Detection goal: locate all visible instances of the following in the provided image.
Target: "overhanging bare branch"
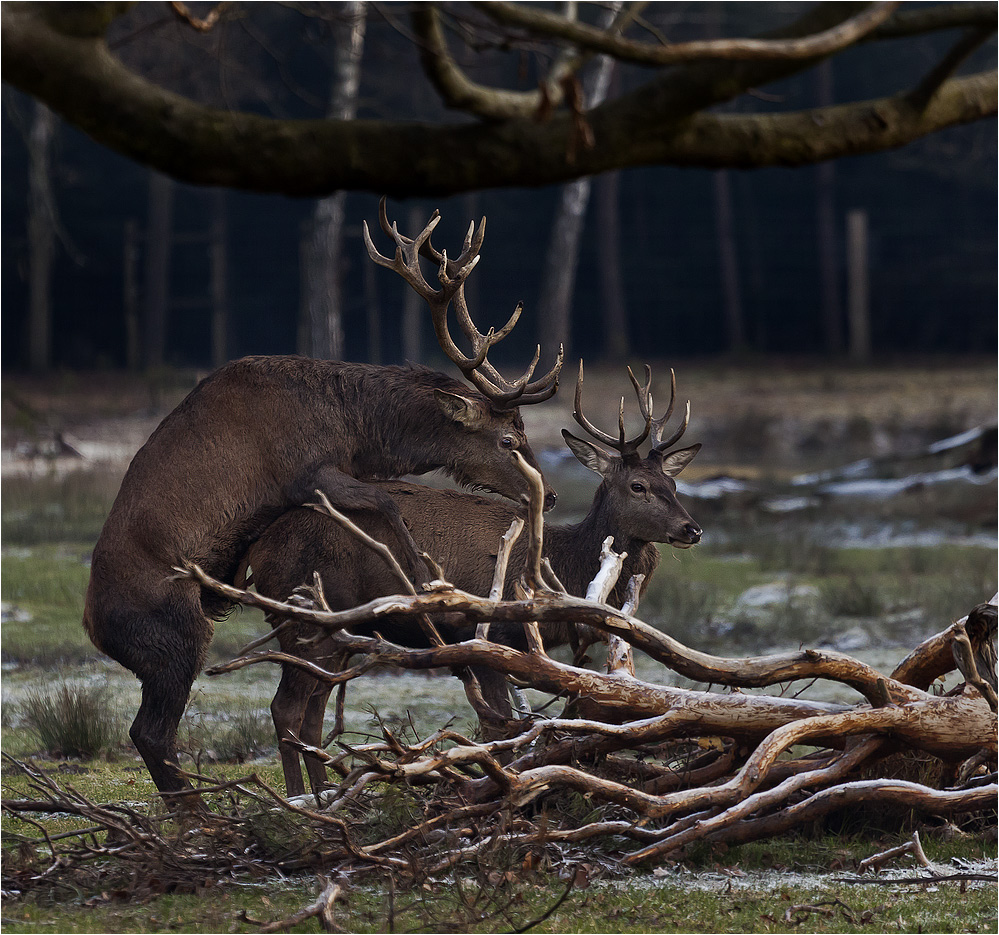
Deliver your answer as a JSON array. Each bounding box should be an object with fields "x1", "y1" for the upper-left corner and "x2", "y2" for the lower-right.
[
  {"x1": 2, "y1": 4, "x2": 993, "y2": 196},
  {"x1": 475, "y1": 1, "x2": 900, "y2": 66},
  {"x1": 871, "y1": 2, "x2": 998, "y2": 39},
  {"x1": 412, "y1": 2, "x2": 642, "y2": 121}
]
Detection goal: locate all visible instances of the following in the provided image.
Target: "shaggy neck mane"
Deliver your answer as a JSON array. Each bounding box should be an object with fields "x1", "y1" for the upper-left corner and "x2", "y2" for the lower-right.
[{"x1": 348, "y1": 365, "x2": 485, "y2": 481}]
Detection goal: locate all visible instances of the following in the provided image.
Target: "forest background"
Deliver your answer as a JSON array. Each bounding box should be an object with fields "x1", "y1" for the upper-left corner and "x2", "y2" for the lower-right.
[{"x1": 2, "y1": 1, "x2": 996, "y2": 374}]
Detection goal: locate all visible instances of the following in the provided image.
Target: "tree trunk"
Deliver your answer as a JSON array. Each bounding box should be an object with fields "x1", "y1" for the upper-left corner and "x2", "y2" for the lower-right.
[
  {"x1": 596, "y1": 169, "x2": 628, "y2": 360},
  {"x1": 123, "y1": 218, "x2": 140, "y2": 371},
  {"x1": 143, "y1": 171, "x2": 174, "y2": 369},
  {"x1": 846, "y1": 207, "x2": 871, "y2": 361},
  {"x1": 305, "y1": 2, "x2": 366, "y2": 360},
  {"x1": 537, "y1": 40, "x2": 617, "y2": 360},
  {"x1": 209, "y1": 189, "x2": 228, "y2": 368},
  {"x1": 815, "y1": 60, "x2": 843, "y2": 355},
  {"x1": 713, "y1": 170, "x2": 746, "y2": 353},
  {"x1": 537, "y1": 180, "x2": 590, "y2": 360},
  {"x1": 27, "y1": 101, "x2": 57, "y2": 373},
  {"x1": 306, "y1": 194, "x2": 348, "y2": 360}
]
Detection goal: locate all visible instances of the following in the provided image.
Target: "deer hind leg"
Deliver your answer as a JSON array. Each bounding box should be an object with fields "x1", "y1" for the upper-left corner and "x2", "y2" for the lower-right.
[
  {"x1": 271, "y1": 662, "x2": 323, "y2": 798},
  {"x1": 131, "y1": 669, "x2": 196, "y2": 800},
  {"x1": 469, "y1": 664, "x2": 519, "y2": 746},
  {"x1": 299, "y1": 678, "x2": 335, "y2": 794},
  {"x1": 113, "y1": 599, "x2": 212, "y2": 804}
]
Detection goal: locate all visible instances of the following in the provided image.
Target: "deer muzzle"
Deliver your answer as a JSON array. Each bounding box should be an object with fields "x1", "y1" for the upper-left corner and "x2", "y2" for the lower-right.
[{"x1": 670, "y1": 522, "x2": 702, "y2": 549}]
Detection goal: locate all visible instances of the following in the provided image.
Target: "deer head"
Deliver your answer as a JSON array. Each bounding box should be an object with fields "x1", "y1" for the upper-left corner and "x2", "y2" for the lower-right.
[
  {"x1": 561, "y1": 362, "x2": 702, "y2": 549},
  {"x1": 364, "y1": 200, "x2": 562, "y2": 510}
]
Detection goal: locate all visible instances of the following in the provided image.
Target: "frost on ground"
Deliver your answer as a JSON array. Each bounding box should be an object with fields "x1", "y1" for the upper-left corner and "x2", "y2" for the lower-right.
[{"x1": 601, "y1": 857, "x2": 999, "y2": 894}]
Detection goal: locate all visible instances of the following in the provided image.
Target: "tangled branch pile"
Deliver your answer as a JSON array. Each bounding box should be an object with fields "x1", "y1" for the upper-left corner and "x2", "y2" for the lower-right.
[
  {"x1": 176, "y1": 454, "x2": 996, "y2": 871},
  {"x1": 4, "y1": 458, "x2": 994, "y2": 902}
]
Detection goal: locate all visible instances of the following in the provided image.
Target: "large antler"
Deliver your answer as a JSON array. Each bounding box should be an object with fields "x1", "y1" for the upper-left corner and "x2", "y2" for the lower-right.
[
  {"x1": 363, "y1": 198, "x2": 562, "y2": 408},
  {"x1": 572, "y1": 362, "x2": 689, "y2": 458},
  {"x1": 650, "y1": 368, "x2": 690, "y2": 452}
]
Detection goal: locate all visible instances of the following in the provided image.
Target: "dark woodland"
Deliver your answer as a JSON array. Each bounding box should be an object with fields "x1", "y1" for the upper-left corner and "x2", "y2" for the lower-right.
[{"x1": 1, "y1": 2, "x2": 996, "y2": 372}]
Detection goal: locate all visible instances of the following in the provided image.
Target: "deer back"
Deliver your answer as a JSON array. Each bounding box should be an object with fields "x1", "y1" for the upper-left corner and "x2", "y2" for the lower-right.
[{"x1": 245, "y1": 483, "x2": 532, "y2": 652}]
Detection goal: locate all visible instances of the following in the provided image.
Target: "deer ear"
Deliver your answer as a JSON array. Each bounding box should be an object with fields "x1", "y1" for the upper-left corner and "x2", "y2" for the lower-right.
[
  {"x1": 435, "y1": 388, "x2": 487, "y2": 429},
  {"x1": 659, "y1": 444, "x2": 701, "y2": 477},
  {"x1": 561, "y1": 429, "x2": 619, "y2": 477}
]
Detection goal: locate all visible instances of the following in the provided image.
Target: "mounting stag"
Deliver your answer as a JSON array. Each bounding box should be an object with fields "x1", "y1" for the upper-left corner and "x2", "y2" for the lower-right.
[
  {"x1": 243, "y1": 363, "x2": 702, "y2": 796},
  {"x1": 83, "y1": 203, "x2": 562, "y2": 798}
]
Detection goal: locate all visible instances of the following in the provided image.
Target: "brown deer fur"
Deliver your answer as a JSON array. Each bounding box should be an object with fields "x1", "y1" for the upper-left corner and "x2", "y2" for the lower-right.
[
  {"x1": 83, "y1": 355, "x2": 555, "y2": 797},
  {"x1": 245, "y1": 436, "x2": 701, "y2": 795}
]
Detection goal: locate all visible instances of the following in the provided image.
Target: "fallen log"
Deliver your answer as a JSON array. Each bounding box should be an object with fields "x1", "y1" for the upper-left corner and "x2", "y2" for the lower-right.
[{"x1": 182, "y1": 449, "x2": 996, "y2": 869}]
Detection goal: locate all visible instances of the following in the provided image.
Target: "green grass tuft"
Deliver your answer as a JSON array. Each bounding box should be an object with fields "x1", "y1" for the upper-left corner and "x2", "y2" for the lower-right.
[{"x1": 18, "y1": 682, "x2": 125, "y2": 759}]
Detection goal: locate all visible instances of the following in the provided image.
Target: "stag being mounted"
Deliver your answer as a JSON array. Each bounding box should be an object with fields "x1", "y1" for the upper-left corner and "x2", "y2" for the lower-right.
[
  {"x1": 82, "y1": 203, "x2": 562, "y2": 798},
  {"x1": 243, "y1": 363, "x2": 702, "y2": 796}
]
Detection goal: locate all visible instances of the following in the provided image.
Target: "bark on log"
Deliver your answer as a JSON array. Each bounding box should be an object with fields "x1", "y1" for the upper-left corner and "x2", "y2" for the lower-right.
[{"x1": 180, "y1": 446, "x2": 999, "y2": 868}]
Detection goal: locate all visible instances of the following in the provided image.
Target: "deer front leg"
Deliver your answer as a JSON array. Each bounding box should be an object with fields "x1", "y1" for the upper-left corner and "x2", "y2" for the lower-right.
[
  {"x1": 287, "y1": 467, "x2": 431, "y2": 587},
  {"x1": 271, "y1": 661, "x2": 316, "y2": 797}
]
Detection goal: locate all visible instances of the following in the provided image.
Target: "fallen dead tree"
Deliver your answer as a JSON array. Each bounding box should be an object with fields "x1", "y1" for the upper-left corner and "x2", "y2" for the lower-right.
[
  {"x1": 166, "y1": 450, "x2": 999, "y2": 870},
  {"x1": 5, "y1": 452, "x2": 991, "y2": 894}
]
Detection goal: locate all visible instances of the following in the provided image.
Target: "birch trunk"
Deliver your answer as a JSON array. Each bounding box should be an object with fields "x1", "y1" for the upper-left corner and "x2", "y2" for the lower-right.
[
  {"x1": 142, "y1": 171, "x2": 174, "y2": 369},
  {"x1": 27, "y1": 102, "x2": 57, "y2": 372},
  {"x1": 304, "y1": 2, "x2": 366, "y2": 360},
  {"x1": 537, "y1": 7, "x2": 619, "y2": 359}
]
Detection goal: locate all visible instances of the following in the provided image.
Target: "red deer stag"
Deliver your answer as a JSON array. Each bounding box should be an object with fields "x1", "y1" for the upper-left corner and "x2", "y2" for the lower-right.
[
  {"x1": 82, "y1": 203, "x2": 561, "y2": 799},
  {"x1": 243, "y1": 363, "x2": 702, "y2": 796}
]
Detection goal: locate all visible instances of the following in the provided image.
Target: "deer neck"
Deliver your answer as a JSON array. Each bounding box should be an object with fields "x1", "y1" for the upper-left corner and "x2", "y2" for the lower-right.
[
  {"x1": 347, "y1": 366, "x2": 458, "y2": 479},
  {"x1": 553, "y1": 484, "x2": 664, "y2": 604}
]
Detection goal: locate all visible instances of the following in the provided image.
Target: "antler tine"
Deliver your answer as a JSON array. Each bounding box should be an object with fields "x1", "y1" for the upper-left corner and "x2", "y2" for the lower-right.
[
  {"x1": 480, "y1": 343, "x2": 543, "y2": 405},
  {"x1": 573, "y1": 361, "x2": 660, "y2": 455},
  {"x1": 377, "y1": 195, "x2": 396, "y2": 238},
  {"x1": 467, "y1": 300, "x2": 562, "y2": 403},
  {"x1": 362, "y1": 220, "x2": 436, "y2": 304},
  {"x1": 624, "y1": 364, "x2": 654, "y2": 450},
  {"x1": 521, "y1": 339, "x2": 564, "y2": 396},
  {"x1": 572, "y1": 360, "x2": 622, "y2": 447},
  {"x1": 460, "y1": 217, "x2": 487, "y2": 266},
  {"x1": 654, "y1": 400, "x2": 691, "y2": 451},
  {"x1": 517, "y1": 343, "x2": 564, "y2": 402},
  {"x1": 449, "y1": 292, "x2": 554, "y2": 405},
  {"x1": 423, "y1": 215, "x2": 485, "y2": 274},
  {"x1": 467, "y1": 301, "x2": 532, "y2": 394},
  {"x1": 452, "y1": 281, "x2": 514, "y2": 351},
  {"x1": 368, "y1": 200, "x2": 557, "y2": 408},
  {"x1": 651, "y1": 368, "x2": 683, "y2": 449},
  {"x1": 378, "y1": 196, "x2": 441, "y2": 243},
  {"x1": 483, "y1": 343, "x2": 562, "y2": 407},
  {"x1": 368, "y1": 211, "x2": 479, "y2": 370},
  {"x1": 627, "y1": 365, "x2": 653, "y2": 419},
  {"x1": 378, "y1": 196, "x2": 482, "y2": 278},
  {"x1": 435, "y1": 248, "x2": 481, "y2": 293}
]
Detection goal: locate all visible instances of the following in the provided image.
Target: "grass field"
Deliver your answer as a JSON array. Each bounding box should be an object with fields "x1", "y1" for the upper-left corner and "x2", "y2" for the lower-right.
[{"x1": 2, "y1": 360, "x2": 996, "y2": 932}]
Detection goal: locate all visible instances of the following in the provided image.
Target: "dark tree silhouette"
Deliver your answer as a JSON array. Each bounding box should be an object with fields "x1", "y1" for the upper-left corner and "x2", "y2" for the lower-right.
[{"x1": 1, "y1": 3, "x2": 994, "y2": 197}]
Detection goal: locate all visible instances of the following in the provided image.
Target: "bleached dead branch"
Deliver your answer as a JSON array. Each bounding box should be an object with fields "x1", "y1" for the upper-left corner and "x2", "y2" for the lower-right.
[{"x1": 172, "y1": 451, "x2": 998, "y2": 867}]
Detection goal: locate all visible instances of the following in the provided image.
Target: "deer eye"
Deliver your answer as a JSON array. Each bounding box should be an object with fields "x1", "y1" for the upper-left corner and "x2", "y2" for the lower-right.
[
  {"x1": 501, "y1": 435, "x2": 518, "y2": 449},
  {"x1": 630, "y1": 482, "x2": 645, "y2": 494}
]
